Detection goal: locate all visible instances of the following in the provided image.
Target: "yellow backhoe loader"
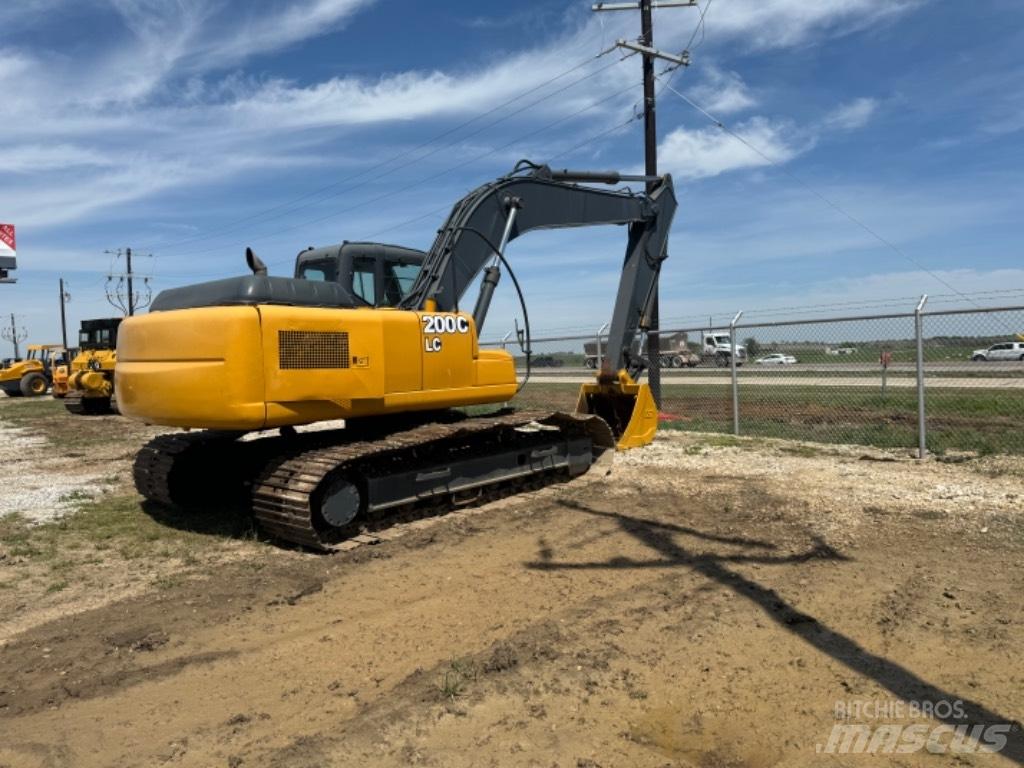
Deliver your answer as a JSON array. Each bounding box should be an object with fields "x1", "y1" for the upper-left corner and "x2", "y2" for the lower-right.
[
  {"x1": 118, "y1": 162, "x2": 676, "y2": 550},
  {"x1": 0, "y1": 344, "x2": 68, "y2": 397},
  {"x1": 63, "y1": 318, "x2": 122, "y2": 415}
]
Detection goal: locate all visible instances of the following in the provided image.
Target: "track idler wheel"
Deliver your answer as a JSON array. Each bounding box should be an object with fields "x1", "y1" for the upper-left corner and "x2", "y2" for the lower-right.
[{"x1": 318, "y1": 477, "x2": 363, "y2": 529}]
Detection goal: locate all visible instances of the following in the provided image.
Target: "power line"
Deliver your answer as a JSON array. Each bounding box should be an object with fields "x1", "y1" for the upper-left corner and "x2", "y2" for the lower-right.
[
  {"x1": 353, "y1": 113, "x2": 642, "y2": 249},
  {"x1": 682, "y1": 0, "x2": 714, "y2": 54},
  {"x1": 656, "y1": 76, "x2": 987, "y2": 312},
  {"x1": 104, "y1": 248, "x2": 154, "y2": 316},
  {"x1": 138, "y1": 45, "x2": 629, "y2": 255},
  {"x1": 161, "y1": 77, "x2": 646, "y2": 277}
]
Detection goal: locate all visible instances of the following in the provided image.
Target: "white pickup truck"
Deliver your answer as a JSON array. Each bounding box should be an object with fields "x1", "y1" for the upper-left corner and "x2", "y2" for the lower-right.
[{"x1": 971, "y1": 341, "x2": 1024, "y2": 361}]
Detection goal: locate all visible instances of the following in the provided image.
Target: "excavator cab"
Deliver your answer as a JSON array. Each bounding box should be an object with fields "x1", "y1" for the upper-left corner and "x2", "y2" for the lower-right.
[
  {"x1": 79, "y1": 318, "x2": 121, "y2": 351},
  {"x1": 294, "y1": 243, "x2": 424, "y2": 307}
]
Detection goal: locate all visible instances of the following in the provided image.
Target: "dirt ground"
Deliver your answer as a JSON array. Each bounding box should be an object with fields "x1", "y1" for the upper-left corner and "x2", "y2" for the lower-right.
[{"x1": 1, "y1": 396, "x2": 1022, "y2": 767}]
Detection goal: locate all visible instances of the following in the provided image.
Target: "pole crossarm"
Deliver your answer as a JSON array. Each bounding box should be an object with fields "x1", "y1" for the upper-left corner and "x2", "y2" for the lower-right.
[
  {"x1": 593, "y1": 1, "x2": 697, "y2": 10},
  {"x1": 614, "y1": 39, "x2": 690, "y2": 67}
]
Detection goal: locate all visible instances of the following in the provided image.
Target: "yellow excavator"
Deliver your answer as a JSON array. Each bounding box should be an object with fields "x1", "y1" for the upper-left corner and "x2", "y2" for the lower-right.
[
  {"x1": 118, "y1": 162, "x2": 676, "y2": 549},
  {"x1": 0, "y1": 344, "x2": 68, "y2": 397},
  {"x1": 63, "y1": 318, "x2": 123, "y2": 415}
]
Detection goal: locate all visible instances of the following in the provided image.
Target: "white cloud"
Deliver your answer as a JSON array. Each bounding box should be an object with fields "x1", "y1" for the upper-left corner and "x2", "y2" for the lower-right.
[
  {"x1": 81, "y1": 0, "x2": 375, "y2": 105},
  {"x1": 186, "y1": 0, "x2": 376, "y2": 72},
  {"x1": 822, "y1": 97, "x2": 878, "y2": 130},
  {"x1": 698, "y1": 0, "x2": 921, "y2": 50},
  {"x1": 656, "y1": 90, "x2": 879, "y2": 183},
  {"x1": 0, "y1": 0, "x2": 917, "y2": 233},
  {"x1": 686, "y1": 68, "x2": 757, "y2": 115},
  {"x1": 4, "y1": 144, "x2": 115, "y2": 173},
  {"x1": 658, "y1": 117, "x2": 803, "y2": 180}
]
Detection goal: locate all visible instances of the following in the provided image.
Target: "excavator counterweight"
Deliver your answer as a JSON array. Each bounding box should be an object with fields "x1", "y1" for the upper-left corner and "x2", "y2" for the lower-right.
[{"x1": 119, "y1": 162, "x2": 677, "y2": 549}]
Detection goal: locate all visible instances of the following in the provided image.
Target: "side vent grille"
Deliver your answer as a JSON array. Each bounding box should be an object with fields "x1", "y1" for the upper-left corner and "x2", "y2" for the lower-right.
[{"x1": 278, "y1": 330, "x2": 350, "y2": 369}]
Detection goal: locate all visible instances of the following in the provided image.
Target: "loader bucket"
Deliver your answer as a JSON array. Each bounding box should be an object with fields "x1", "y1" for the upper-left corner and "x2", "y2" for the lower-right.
[{"x1": 575, "y1": 372, "x2": 659, "y2": 450}]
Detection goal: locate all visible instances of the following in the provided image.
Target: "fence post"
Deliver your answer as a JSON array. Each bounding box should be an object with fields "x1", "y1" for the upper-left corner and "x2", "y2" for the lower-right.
[
  {"x1": 595, "y1": 322, "x2": 609, "y2": 369},
  {"x1": 730, "y1": 311, "x2": 743, "y2": 436},
  {"x1": 915, "y1": 295, "x2": 928, "y2": 458}
]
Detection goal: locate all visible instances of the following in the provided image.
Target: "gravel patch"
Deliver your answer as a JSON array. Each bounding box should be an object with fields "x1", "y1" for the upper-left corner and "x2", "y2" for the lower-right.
[
  {"x1": 0, "y1": 423, "x2": 106, "y2": 523},
  {"x1": 612, "y1": 431, "x2": 1024, "y2": 542}
]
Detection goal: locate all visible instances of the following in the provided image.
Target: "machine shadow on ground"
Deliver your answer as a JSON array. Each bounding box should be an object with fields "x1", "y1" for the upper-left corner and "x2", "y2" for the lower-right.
[
  {"x1": 527, "y1": 500, "x2": 1024, "y2": 765},
  {"x1": 139, "y1": 499, "x2": 259, "y2": 542}
]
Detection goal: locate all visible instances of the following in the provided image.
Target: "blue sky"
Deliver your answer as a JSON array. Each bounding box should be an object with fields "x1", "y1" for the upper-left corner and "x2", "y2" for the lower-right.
[{"x1": 1, "y1": 0, "x2": 1022, "y2": 344}]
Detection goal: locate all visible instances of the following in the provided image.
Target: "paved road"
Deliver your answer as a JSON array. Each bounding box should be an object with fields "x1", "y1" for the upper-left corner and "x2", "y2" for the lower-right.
[
  {"x1": 523, "y1": 362, "x2": 1024, "y2": 375},
  {"x1": 521, "y1": 374, "x2": 1024, "y2": 389}
]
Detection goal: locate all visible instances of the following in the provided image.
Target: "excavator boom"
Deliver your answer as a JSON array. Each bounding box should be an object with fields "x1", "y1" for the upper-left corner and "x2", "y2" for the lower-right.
[{"x1": 402, "y1": 162, "x2": 676, "y2": 379}]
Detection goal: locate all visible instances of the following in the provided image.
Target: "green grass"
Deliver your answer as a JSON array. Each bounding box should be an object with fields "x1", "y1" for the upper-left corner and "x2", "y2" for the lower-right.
[
  {"x1": 0, "y1": 397, "x2": 63, "y2": 423},
  {"x1": 0, "y1": 396, "x2": 139, "y2": 452},
  {"x1": 437, "y1": 658, "x2": 478, "y2": 701},
  {"x1": 505, "y1": 381, "x2": 1023, "y2": 456},
  {"x1": 0, "y1": 494, "x2": 253, "y2": 581}
]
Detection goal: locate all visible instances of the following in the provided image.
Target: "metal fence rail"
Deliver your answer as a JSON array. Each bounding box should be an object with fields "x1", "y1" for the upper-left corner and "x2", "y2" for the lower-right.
[{"x1": 482, "y1": 300, "x2": 1024, "y2": 456}]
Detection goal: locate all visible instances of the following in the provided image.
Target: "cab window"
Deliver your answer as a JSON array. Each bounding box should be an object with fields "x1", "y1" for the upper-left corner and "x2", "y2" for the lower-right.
[
  {"x1": 296, "y1": 258, "x2": 337, "y2": 282},
  {"x1": 380, "y1": 261, "x2": 420, "y2": 306},
  {"x1": 352, "y1": 257, "x2": 376, "y2": 304}
]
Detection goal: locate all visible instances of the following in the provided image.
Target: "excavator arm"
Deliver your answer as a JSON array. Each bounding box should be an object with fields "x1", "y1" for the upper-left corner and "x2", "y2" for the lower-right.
[{"x1": 400, "y1": 162, "x2": 677, "y2": 380}]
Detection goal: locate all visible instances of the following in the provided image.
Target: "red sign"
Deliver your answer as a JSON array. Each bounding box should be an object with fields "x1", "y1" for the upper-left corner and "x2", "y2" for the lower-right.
[{"x1": 0, "y1": 224, "x2": 14, "y2": 256}]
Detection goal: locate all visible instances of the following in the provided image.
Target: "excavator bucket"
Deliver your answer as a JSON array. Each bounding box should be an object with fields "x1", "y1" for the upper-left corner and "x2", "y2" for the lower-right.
[{"x1": 575, "y1": 371, "x2": 659, "y2": 450}]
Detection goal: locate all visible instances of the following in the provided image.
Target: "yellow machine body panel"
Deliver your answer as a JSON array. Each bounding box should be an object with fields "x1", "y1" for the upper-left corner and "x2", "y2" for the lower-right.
[
  {"x1": 116, "y1": 305, "x2": 517, "y2": 430},
  {"x1": 67, "y1": 348, "x2": 117, "y2": 398},
  {"x1": 70, "y1": 348, "x2": 117, "y2": 374},
  {"x1": 0, "y1": 358, "x2": 44, "y2": 384}
]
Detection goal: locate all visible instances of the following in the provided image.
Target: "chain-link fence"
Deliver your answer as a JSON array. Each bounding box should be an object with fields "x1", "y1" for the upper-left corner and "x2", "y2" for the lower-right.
[{"x1": 483, "y1": 302, "x2": 1024, "y2": 456}]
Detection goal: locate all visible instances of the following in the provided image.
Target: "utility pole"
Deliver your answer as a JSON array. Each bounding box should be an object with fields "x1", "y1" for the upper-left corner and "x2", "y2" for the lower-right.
[
  {"x1": 105, "y1": 247, "x2": 153, "y2": 317},
  {"x1": 126, "y1": 247, "x2": 135, "y2": 316},
  {"x1": 639, "y1": 0, "x2": 661, "y2": 408},
  {"x1": 592, "y1": 0, "x2": 696, "y2": 409},
  {"x1": 59, "y1": 278, "x2": 71, "y2": 352},
  {"x1": 2, "y1": 313, "x2": 28, "y2": 359}
]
